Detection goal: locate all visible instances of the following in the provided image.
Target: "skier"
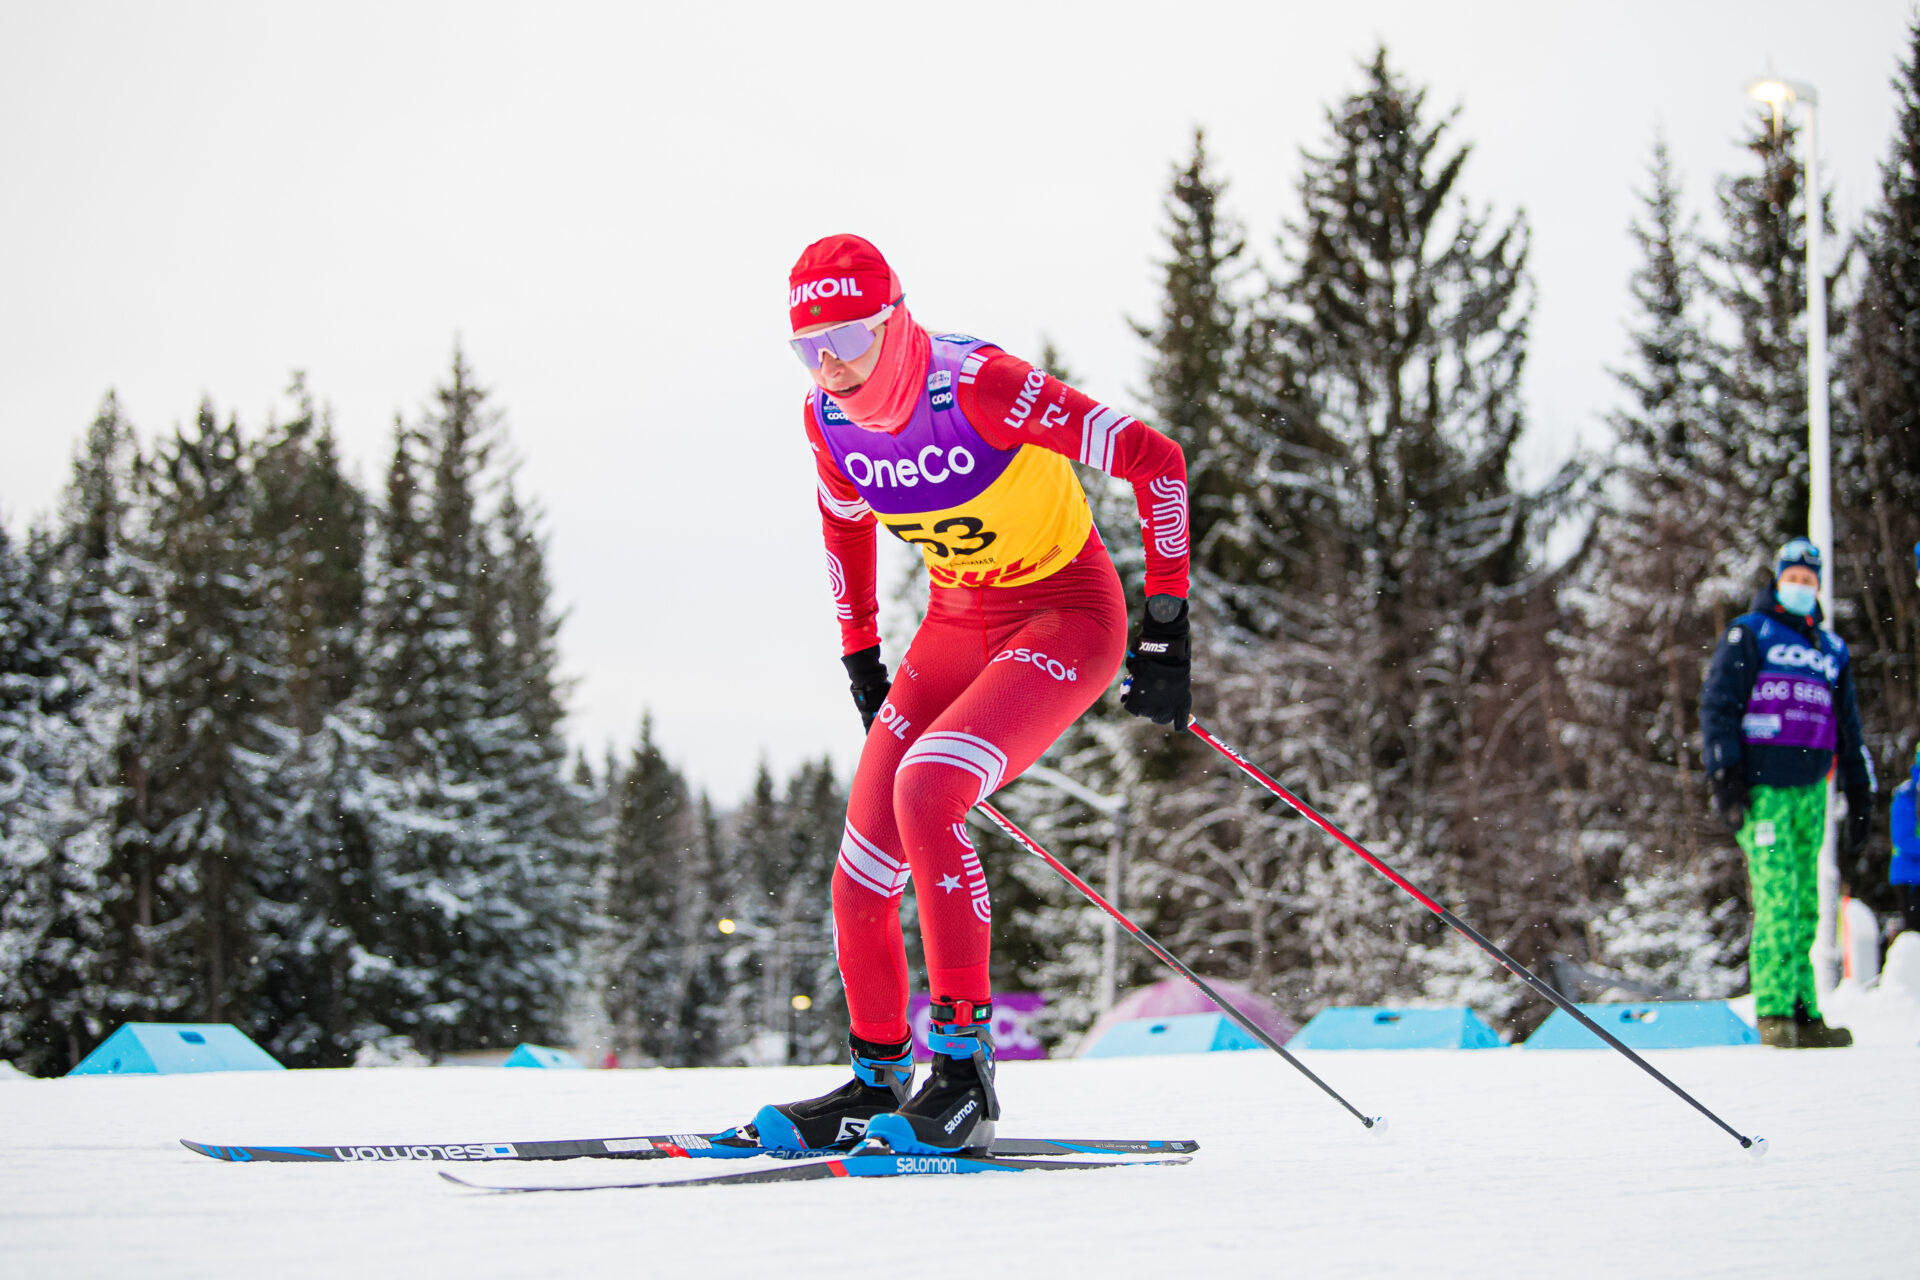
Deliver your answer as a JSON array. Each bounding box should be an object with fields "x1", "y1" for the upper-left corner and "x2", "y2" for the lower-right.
[
  {"x1": 1700, "y1": 538, "x2": 1873, "y2": 1048},
  {"x1": 747, "y1": 234, "x2": 1192, "y2": 1154}
]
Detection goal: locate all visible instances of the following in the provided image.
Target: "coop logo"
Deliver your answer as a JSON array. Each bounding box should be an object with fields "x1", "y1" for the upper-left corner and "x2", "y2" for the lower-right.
[
  {"x1": 1765, "y1": 643, "x2": 1837, "y2": 682},
  {"x1": 843, "y1": 445, "x2": 976, "y2": 488},
  {"x1": 823, "y1": 400, "x2": 850, "y2": 426},
  {"x1": 928, "y1": 368, "x2": 955, "y2": 411},
  {"x1": 991, "y1": 647, "x2": 1078, "y2": 683},
  {"x1": 1001, "y1": 369, "x2": 1048, "y2": 431},
  {"x1": 333, "y1": 1144, "x2": 517, "y2": 1162},
  {"x1": 789, "y1": 277, "x2": 865, "y2": 307}
]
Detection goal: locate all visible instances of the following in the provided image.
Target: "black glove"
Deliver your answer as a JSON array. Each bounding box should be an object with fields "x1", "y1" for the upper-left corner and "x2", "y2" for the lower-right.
[
  {"x1": 1121, "y1": 595, "x2": 1192, "y2": 727},
  {"x1": 1709, "y1": 767, "x2": 1748, "y2": 832},
  {"x1": 1843, "y1": 785, "x2": 1874, "y2": 857},
  {"x1": 842, "y1": 645, "x2": 891, "y2": 733}
]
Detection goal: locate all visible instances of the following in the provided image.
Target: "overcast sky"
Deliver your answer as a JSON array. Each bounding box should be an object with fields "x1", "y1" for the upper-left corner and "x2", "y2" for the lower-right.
[{"x1": 2, "y1": 1, "x2": 1910, "y2": 804}]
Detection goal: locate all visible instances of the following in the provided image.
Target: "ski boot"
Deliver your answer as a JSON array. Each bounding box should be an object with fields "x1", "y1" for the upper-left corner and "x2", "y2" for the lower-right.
[
  {"x1": 1757, "y1": 1016, "x2": 1796, "y2": 1048},
  {"x1": 864, "y1": 998, "x2": 998, "y2": 1154},
  {"x1": 747, "y1": 1034, "x2": 914, "y2": 1151},
  {"x1": 1791, "y1": 1013, "x2": 1853, "y2": 1049}
]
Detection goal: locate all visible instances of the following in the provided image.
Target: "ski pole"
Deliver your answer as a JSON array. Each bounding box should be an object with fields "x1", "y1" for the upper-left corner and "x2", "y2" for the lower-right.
[
  {"x1": 1186, "y1": 719, "x2": 1767, "y2": 1154},
  {"x1": 974, "y1": 799, "x2": 1384, "y2": 1132}
]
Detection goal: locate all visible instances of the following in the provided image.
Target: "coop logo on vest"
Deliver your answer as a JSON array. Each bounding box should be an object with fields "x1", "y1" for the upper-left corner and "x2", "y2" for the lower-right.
[
  {"x1": 1765, "y1": 642, "x2": 1838, "y2": 682},
  {"x1": 928, "y1": 369, "x2": 955, "y2": 411}
]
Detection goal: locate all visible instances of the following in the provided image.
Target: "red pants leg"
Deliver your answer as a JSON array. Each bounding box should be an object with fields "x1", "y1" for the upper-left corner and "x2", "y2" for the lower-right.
[{"x1": 832, "y1": 546, "x2": 1126, "y2": 1043}]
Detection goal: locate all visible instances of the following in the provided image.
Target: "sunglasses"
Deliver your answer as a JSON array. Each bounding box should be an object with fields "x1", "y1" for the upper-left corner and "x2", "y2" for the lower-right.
[{"x1": 789, "y1": 299, "x2": 900, "y2": 368}]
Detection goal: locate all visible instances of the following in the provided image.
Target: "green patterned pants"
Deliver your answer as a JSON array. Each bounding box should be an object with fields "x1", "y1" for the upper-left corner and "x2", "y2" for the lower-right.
[{"x1": 1736, "y1": 781, "x2": 1828, "y2": 1020}]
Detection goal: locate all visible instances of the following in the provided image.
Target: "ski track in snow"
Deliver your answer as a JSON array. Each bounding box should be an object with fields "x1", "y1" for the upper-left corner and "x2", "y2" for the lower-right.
[{"x1": 2, "y1": 1047, "x2": 1914, "y2": 1279}]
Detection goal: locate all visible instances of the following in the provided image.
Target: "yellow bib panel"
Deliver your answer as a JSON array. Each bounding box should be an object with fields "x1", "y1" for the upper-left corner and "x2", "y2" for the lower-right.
[{"x1": 879, "y1": 446, "x2": 1093, "y2": 589}]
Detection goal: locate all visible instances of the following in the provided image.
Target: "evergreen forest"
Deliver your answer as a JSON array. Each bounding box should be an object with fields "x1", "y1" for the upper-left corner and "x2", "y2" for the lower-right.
[{"x1": 8, "y1": 35, "x2": 1920, "y2": 1072}]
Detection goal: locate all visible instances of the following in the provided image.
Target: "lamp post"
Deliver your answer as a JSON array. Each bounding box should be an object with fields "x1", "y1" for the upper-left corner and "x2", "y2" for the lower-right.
[
  {"x1": 1747, "y1": 76, "x2": 1829, "y2": 612},
  {"x1": 1747, "y1": 74, "x2": 1842, "y2": 993},
  {"x1": 1017, "y1": 763, "x2": 1129, "y2": 1013}
]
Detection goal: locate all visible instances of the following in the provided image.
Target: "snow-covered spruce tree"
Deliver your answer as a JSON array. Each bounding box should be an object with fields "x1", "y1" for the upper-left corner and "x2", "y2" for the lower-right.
[
  {"x1": 1111, "y1": 129, "x2": 1294, "y2": 1007},
  {"x1": 466, "y1": 477, "x2": 595, "y2": 1044},
  {"x1": 236, "y1": 381, "x2": 377, "y2": 1065},
  {"x1": 127, "y1": 402, "x2": 271, "y2": 1024},
  {"x1": 1162, "y1": 49, "x2": 1577, "y2": 1022},
  {"x1": 679, "y1": 793, "x2": 730, "y2": 1065},
  {"x1": 350, "y1": 352, "x2": 583, "y2": 1058},
  {"x1": 599, "y1": 715, "x2": 708, "y2": 1066},
  {"x1": 1842, "y1": 18, "x2": 1920, "y2": 848},
  {"x1": 1707, "y1": 110, "x2": 1840, "y2": 580},
  {"x1": 702, "y1": 758, "x2": 852, "y2": 1066},
  {"x1": 1555, "y1": 141, "x2": 1748, "y2": 997},
  {"x1": 990, "y1": 124, "x2": 1340, "y2": 1030},
  {"x1": 714, "y1": 762, "x2": 796, "y2": 1063},
  {"x1": 602, "y1": 717, "x2": 702, "y2": 1066},
  {"x1": 0, "y1": 520, "x2": 117, "y2": 1075},
  {"x1": 1134, "y1": 129, "x2": 1268, "y2": 625},
  {"x1": 31, "y1": 397, "x2": 158, "y2": 1062},
  {"x1": 775, "y1": 758, "x2": 849, "y2": 1064}
]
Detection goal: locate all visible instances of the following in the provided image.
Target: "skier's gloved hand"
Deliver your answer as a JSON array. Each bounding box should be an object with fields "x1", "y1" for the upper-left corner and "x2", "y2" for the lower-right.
[
  {"x1": 842, "y1": 645, "x2": 892, "y2": 734},
  {"x1": 1121, "y1": 594, "x2": 1192, "y2": 728},
  {"x1": 1843, "y1": 784, "x2": 1874, "y2": 857},
  {"x1": 1709, "y1": 767, "x2": 1748, "y2": 832}
]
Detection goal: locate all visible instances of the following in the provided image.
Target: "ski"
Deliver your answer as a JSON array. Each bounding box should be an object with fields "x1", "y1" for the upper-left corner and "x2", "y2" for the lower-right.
[
  {"x1": 439, "y1": 1149, "x2": 1192, "y2": 1192},
  {"x1": 180, "y1": 1131, "x2": 1198, "y2": 1165}
]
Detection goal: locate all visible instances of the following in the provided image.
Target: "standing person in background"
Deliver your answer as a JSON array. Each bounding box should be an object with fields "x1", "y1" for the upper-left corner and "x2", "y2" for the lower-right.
[
  {"x1": 1700, "y1": 538, "x2": 1874, "y2": 1048},
  {"x1": 744, "y1": 234, "x2": 1192, "y2": 1154},
  {"x1": 1887, "y1": 539, "x2": 1920, "y2": 942},
  {"x1": 1886, "y1": 746, "x2": 1920, "y2": 938}
]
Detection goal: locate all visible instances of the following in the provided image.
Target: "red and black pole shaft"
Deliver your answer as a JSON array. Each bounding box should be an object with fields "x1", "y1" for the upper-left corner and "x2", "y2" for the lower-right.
[
  {"x1": 1186, "y1": 719, "x2": 1765, "y2": 1153},
  {"x1": 975, "y1": 800, "x2": 1382, "y2": 1131}
]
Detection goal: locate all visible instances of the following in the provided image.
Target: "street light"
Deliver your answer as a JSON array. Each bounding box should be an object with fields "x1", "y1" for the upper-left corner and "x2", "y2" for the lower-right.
[
  {"x1": 1745, "y1": 73, "x2": 1842, "y2": 993},
  {"x1": 1018, "y1": 762, "x2": 1129, "y2": 1013},
  {"x1": 1745, "y1": 75, "x2": 1829, "y2": 617}
]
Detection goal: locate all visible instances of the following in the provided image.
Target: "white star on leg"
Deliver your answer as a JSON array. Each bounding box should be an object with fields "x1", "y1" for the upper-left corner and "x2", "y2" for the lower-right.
[{"x1": 937, "y1": 873, "x2": 963, "y2": 893}]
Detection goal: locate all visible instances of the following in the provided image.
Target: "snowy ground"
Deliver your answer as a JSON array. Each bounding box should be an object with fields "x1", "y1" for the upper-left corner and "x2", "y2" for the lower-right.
[{"x1": 4, "y1": 1033, "x2": 1916, "y2": 1280}]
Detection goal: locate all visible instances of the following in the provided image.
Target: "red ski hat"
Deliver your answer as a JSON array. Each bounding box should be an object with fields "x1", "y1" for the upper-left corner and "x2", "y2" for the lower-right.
[{"x1": 788, "y1": 234, "x2": 900, "y2": 333}]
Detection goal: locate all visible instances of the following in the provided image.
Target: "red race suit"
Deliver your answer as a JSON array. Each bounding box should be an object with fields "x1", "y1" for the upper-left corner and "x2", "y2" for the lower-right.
[{"x1": 807, "y1": 335, "x2": 1188, "y2": 1044}]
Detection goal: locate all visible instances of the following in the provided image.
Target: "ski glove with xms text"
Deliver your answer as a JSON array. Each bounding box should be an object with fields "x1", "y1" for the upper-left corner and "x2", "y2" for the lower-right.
[
  {"x1": 1121, "y1": 595, "x2": 1192, "y2": 727},
  {"x1": 842, "y1": 645, "x2": 892, "y2": 734}
]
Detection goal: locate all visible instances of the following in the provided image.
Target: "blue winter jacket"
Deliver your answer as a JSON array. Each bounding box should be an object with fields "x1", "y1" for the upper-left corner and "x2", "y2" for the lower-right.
[
  {"x1": 1699, "y1": 586, "x2": 1872, "y2": 793},
  {"x1": 1891, "y1": 766, "x2": 1920, "y2": 886}
]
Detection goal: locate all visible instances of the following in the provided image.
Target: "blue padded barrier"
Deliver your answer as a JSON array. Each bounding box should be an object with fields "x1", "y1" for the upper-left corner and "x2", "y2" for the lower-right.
[
  {"x1": 1289, "y1": 1006, "x2": 1503, "y2": 1050},
  {"x1": 502, "y1": 1043, "x2": 585, "y2": 1069},
  {"x1": 1522, "y1": 1001, "x2": 1758, "y2": 1050},
  {"x1": 67, "y1": 1023, "x2": 285, "y2": 1075},
  {"x1": 1079, "y1": 1012, "x2": 1263, "y2": 1058}
]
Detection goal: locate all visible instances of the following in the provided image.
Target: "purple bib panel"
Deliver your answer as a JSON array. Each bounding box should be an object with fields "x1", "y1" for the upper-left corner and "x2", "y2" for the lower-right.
[
  {"x1": 1742, "y1": 673, "x2": 1837, "y2": 750},
  {"x1": 1740, "y1": 621, "x2": 1841, "y2": 751},
  {"x1": 813, "y1": 336, "x2": 1015, "y2": 516}
]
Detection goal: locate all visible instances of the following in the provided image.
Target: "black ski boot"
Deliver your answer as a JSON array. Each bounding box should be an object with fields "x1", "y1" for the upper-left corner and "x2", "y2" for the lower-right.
[
  {"x1": 748, "y1": 1034, "x2": 914, "y2": 1152},
  {"x1": 1792, "y1": 1012, "x2": 1853, "y2": 1049},
  {"x1": 864, "y1": 999, "x2": 998, "y2": 1154}
]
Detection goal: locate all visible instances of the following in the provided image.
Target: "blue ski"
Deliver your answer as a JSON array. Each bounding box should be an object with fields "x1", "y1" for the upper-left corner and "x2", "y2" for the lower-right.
[
  {"x1": 181, "y1": 1132, "x2": 1197, "y2": 1165},
  {"x1": 438, "y1": 1149, "x2": 1191, "y2": 1192}
]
